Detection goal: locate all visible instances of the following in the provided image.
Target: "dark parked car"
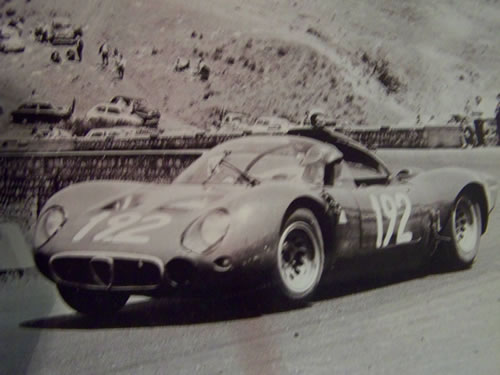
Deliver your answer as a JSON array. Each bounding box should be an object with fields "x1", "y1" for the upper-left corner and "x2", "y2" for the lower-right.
[{"x1": 11, "y1": 99, "x2": 75, "y2": 124}]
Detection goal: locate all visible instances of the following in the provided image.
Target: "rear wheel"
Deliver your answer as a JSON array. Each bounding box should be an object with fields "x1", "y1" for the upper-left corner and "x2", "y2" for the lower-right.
[
  {"x1": 57, "y1": 285, "x2": 129, "y2": 316},
  {"x1": 442, "y1": 194, "x2": 482, "y2": 268},
  {"x1": 275, "y1": 208, "x2": 325, "y2": 301}
]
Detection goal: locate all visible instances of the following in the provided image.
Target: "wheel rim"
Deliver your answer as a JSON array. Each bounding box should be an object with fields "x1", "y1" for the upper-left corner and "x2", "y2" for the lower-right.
[
  {"x1": 452, "y1": 197, "x2": 479, "y2": 255},
  {"x1": 277, "y1": 222, "x2": 322, "y2": 295}
]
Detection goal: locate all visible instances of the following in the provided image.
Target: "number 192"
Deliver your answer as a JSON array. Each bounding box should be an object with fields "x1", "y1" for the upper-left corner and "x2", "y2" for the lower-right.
[{"x1": 370, "y1": 193, "x2": 413, "y2": 249}]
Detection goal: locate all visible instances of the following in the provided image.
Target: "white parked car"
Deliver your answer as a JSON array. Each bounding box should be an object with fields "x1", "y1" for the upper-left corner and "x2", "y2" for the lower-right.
[
  {"x1": 85, "y1": 104, "x2": 144, "y2": 128},
  {"x1": 217, "y1": 111, "x2": 253, "y2": 134},
  {"x1": 253, "y1": 116, "x2": 295, "y2": 133},
  {"x1": 48, "y1": 17, "x2": 82, "y2": 45},
  {"x1": 85, "y1": 126, "x2": 158, "y2": 139},
  {"x1": 109, "y1": 96, "x2": 160, "y2": 127},
  {"x1": 0, "y1": 25, "x2": 24, "y2": 53}
]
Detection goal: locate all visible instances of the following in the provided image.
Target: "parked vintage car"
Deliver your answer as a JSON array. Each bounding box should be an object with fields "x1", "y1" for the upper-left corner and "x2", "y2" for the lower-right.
[
  {"x1": 85, "y1": 126, "x2": 159, "y2": 139},
  {"x1": 34, "y1": 127, "x2": 73, "y2": 139},
  {"x1": 0, "y1": 25, "x2": 24, "y2": 53},
  {"x1": 110, "y1": 96, "x2": 160, "y2": 127},
  {"x1": 10, "y1": 99, "x2": 75, "y2": 124},
  {"x1": 48, "y1": 17, "x2": 82, "y2": 45},
  {"x1": 253, "y1": 116, "x2": 295, "y2": 133},
  {"x1": 85, "y1": 103, "x2": 144, "y2": 128},
  {"x1": 32, "y1": 128, "x2": 497, "y2": 315},
  {"x1": 217, "y1": 111, "x2": 253, "y2": 134}
]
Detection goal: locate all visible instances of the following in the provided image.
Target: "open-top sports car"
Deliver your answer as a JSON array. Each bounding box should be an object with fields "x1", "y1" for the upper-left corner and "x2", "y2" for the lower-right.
[{"x1": 33, "y1": 128, "x2": 497, "y2": 315}]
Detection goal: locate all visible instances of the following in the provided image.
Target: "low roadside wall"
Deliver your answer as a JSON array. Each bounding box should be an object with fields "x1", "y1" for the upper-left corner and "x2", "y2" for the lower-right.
[
  {"x1": 424, "y1": 125, "x2": 464, "y2": 148},
  {"x1": 0, "y1": 124, "x2": 482, "y2": 239},
  {"x1": 0, "y1": 150, "x2": 201, "y2": 235},
  {"x1": 0, "y1": 125, "x2": 467, "y2": 153}
]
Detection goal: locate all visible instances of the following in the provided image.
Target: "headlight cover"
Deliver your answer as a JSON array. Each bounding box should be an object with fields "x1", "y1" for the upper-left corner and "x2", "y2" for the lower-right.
[
  {"x1": 181, "y1": 208, "x2": 230, "y2": 254},
  {"x1": 34, "y1": 205, "x2": 67, "y2": 249}
]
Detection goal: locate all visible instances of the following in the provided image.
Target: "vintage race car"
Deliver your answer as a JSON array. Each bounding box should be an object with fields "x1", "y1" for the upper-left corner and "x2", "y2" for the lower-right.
[{"x1": 33, "y1": 128, "x2": 497, "y2": 315}]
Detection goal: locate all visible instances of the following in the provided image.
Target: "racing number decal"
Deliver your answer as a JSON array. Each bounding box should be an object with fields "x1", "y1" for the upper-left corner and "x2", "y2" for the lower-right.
[
  {"x1": 111, "y1": 214, "x2": 172, "y2": 244},
  {"x1": 72, "y1": 212, "x2": 111, "y2": 242},
  {"x1": 369, "y1": 192, "x2": 413, "y2": 248},
  {"x1": 72, "y1": 212, "x2": 171, "y2": 244}
]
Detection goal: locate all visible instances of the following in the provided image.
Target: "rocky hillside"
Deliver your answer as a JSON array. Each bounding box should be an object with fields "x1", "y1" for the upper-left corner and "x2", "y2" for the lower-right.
[{"x1": 0, "y1": 0, "x2": 499, "y2": 131}]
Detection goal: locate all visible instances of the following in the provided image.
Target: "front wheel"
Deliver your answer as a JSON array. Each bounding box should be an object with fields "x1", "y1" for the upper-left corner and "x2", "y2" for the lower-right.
[
  {"x1": 57, "y1": 285, "x2": 129, "y2": 316},
  {"x1": 442, "y1": 194, "x2": 482, "y2": 268},
  {"x1": 275, "y1": 208, "x2": 325, "y2": 301}
]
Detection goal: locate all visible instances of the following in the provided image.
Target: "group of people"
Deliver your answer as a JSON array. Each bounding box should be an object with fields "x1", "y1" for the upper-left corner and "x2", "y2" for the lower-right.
[
  {"x1": 49, "y1": 36, "x2": 84, "y2": 64},
  {"x1": 460, "y1": 95, "x2": 500, "y2": 147},
  {"x1": 98, "y1": 42, "x2": 126, "y2": 79}
]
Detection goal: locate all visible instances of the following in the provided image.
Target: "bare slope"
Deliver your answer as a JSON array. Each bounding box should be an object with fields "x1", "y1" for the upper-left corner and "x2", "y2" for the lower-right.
[{"x1": 0, "y1": 0, "x2": 498, "y2": 130}]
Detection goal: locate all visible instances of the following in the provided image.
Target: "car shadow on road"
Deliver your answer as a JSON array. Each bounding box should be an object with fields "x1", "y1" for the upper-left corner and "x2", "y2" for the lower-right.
[
  {"x1": 20, "y1": 291, "x2": 311, "y2": 330},
  {"x1": 20, "y1": 257, "x2": 462, "y2": 330},
  {"x1": 312, "y1": 258, "x2": 465, "y2": 303}
]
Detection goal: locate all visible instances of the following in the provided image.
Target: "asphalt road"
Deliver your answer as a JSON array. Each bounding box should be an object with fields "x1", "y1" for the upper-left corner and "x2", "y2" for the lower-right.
[{"x1": 1, "y1": 148, "x2": 500, "y2": 375}]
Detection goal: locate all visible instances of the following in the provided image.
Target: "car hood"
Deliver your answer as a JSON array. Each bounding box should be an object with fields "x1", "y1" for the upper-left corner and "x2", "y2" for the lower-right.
[{"x1": 45, "y1": 183, "x2": 248, "y2": 257}]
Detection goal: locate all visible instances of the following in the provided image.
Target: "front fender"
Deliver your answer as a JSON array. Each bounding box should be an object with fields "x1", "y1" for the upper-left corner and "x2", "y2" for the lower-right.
[
  {"x1": 40, "y1": 180, "x2": 144, "y2": 218},
  {"x1": 220, "y1": 183, "x2": 327, "y2": 267}
]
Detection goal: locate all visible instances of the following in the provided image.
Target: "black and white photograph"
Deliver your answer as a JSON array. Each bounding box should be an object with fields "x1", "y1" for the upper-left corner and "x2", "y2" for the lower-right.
[{"x1": 1, "y1": 0, "x2": 499, "y2": 374}]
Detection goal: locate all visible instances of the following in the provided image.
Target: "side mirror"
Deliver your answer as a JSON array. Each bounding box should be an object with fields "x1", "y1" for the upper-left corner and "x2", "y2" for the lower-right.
[{"x1": 392, "y1": 167, "x2": 421, "y2": 180}]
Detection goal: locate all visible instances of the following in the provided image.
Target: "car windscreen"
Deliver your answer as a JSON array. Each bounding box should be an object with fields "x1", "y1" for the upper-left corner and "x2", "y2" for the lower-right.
[{"x1": 174, "y1": 137, "x2": 338, "y2": 185}]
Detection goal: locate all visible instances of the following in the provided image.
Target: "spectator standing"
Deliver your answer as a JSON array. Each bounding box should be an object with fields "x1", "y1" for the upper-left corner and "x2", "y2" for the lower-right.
[
  {"x1": 115, "y1": 54, "x2": 126, "y2": 79},
  {"x1": 76, "y1": 36, "x2": 84, "y2": 62},
  {"x1": 301, "y1": 110, "x2": 310, "y2": 126},
  {"x1": 98, "y1": 41, "x2": 109, "y2": 67},
  {"x1": 495, "y1": 93, "x2": 500, "y2": 146},
  {"x1": 471, "y1": 96, "x2": 484, "y2": 146}
]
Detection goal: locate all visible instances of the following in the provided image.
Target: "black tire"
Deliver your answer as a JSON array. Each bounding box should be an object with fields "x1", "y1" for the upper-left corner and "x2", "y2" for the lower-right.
[
  {"x1": 442, "y1": 194, "x2": 482, "y2": 268},
  {"x1": 57, "y1": 285, "x2": 129, "y2": 316},
  {"x1": 274, "y1": 208, "x2": 325, "y2": 301}
]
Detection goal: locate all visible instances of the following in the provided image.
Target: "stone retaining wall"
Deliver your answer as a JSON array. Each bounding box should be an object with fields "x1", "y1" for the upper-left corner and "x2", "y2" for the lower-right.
[
  {"x1": 0, "y1": 125, "x2": 467, "y2": 153},
  {"x1": 0, "y1": 124, "x2": 487, "y2": 233},
  {"x1": 0, "y1": 151, "x2": 201, "y2": 233}
]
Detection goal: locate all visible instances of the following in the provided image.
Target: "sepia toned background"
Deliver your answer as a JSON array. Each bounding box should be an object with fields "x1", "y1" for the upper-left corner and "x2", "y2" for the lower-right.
[{"x1": 1, "y1": 0, "x2": 499, "y2": 374}]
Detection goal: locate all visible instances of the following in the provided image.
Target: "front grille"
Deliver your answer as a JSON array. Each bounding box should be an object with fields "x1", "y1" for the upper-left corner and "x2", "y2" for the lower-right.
[
  {"x1": 113, "y1": 259, "x2": 162, "y2": 286},
  {"x1": 50, "y1": 253, "x2": 163, "y2": 290},
  {"x1": 52, "y1": 257, "x2": 93, "y2": 284}
]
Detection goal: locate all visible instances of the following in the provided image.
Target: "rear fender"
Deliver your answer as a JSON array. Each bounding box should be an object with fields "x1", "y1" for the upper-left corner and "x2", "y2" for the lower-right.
[
  {"x1": 445, "y1": 183, "x2": 489, "y2": 233},
  {"x1": 413, "y1": 168, "x2": 492, "y2": 233}
]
